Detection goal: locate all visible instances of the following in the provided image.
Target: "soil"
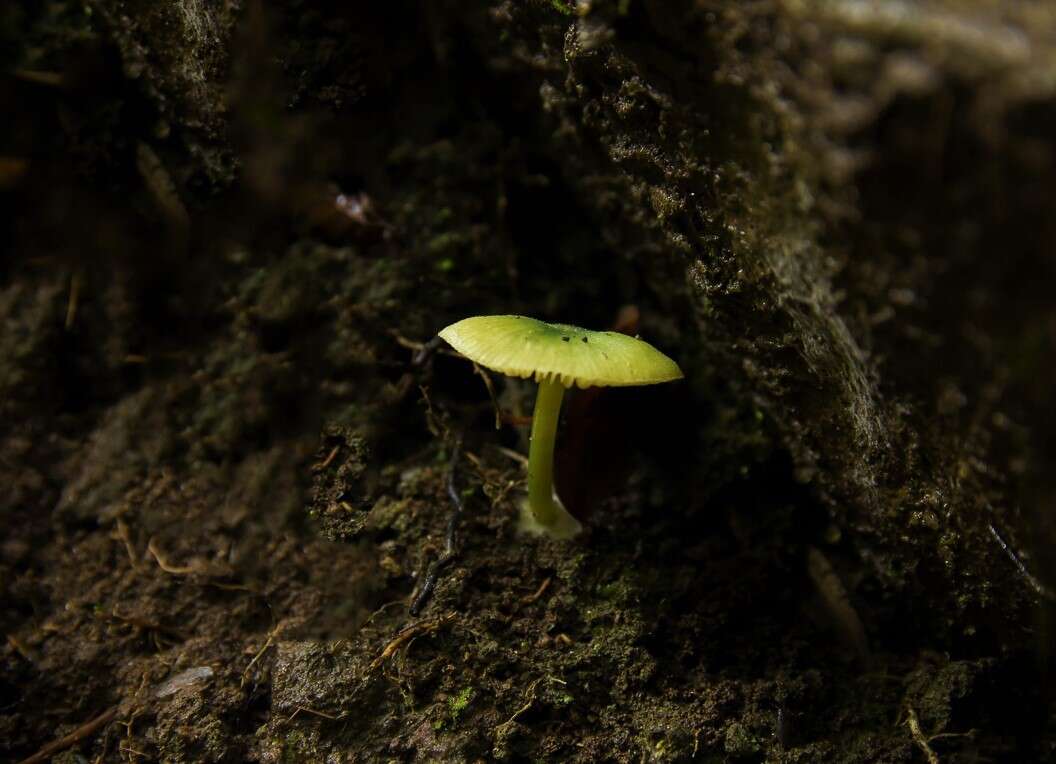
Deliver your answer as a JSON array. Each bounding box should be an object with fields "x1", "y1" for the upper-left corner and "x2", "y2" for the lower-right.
[{"x1": 3, "y1": 1, "x2": 1055, "y2": 762}]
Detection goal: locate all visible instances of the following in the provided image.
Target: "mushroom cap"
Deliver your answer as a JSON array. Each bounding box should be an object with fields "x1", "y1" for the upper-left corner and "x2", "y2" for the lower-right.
[{"x1": 438, "y1": 315, "x2": 684, "y2": 389}]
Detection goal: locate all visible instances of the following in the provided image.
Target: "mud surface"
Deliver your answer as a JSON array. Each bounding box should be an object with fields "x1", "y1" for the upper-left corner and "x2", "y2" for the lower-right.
[{"x1": 3, "y1": 1, "x2": 1055, "y2": 761}]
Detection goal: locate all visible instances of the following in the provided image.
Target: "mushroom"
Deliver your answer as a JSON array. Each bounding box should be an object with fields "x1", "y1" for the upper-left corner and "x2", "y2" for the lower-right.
[{"x1": 438, "y1": 315, "x2": 683, "y2": 539}]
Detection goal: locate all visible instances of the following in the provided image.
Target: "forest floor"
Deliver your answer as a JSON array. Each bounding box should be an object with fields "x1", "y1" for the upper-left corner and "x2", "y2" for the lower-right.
[{"x1": 3, "y1": 1, "x2": 1055, "y2": 762}]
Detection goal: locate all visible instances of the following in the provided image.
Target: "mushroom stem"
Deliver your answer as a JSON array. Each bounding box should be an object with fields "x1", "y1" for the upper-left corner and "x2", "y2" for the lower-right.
[
  {"x1": 524, "y1": 378, "x2": 581, "y2": 539},
  {"x1": 527, "y1": 378, "x2": 565, "y2": 528}
]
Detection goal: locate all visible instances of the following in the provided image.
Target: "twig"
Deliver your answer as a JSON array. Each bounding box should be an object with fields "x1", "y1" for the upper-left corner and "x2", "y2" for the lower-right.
[
  {"x1": 314, "y1": 444, "x2": 340, "y2": 471},
  {"x1": 409, "y1": 436, "x2": 467, "y2": 616},
  {"x1": 904, "y1": 706, "x2": 939, "y2": 764},
  {"x1": 146, "y1": 538, "x2": 201, "y2": 576},
  {"x1": 107, "y1": 608, "x2": 187, "y2": 642},
  {"x1": 412, "y1": 336, "x2": 444, "y2": 367},
  {"x1": 17, "y1": 706, "x2": 118, "y2": 764},
  {"x1": 118, "y1": 707, "x2": 140, "y2": 764},
  {"x1": 207, "y1": 580, "x2": 256, "y2": 593},
  {"x1": 496, "y1": 676, "x2": 566, "y2": 736},
  {"x1": 241, "y1": 634, "x2": 275, "y2": 689},
  {"x1": 496, "y1": 677, "x2": 543, "y2": 734},
  {"x1": 115, "y1": 519, "x2": 139, "y2": 570},
  {"x1": 362, "y1": 599, "x2": 406, "y2": 628},
  {"x1": 391, "y1": 332, "x2": 421, "y2": 351},
  {"x1": 471, "y1": 363, "x2": 502, "y2": 430},
  {"x1": 419, "y1": 385, "x2": 444, "y2": 439},
  {"x1": 370, "y1": 613, "x2": 455, "y2": 670},
  {"x1": 495, "y1": 446, "x2": 528, "y2": 466},
  {"x1": 523, "y1": 577, "x2": 552, "y2": 604},
  {"x1": 388, "y1": 332, "x2": 457, "y2": 366},
  {"x1": 285, "y1": 705, "x2": 345, "y2": 724},
  {"x1": 988, "y1": 523, "x2": 1054, "y2": 601}
]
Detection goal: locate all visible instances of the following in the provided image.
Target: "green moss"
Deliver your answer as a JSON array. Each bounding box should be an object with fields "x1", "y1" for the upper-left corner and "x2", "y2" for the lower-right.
[
  {"x1": 434, "y1": 686, "x2": 476, "y2": 732},
  {"x1": 448, "y1": 686, "x2": 475, "y2": 721}
]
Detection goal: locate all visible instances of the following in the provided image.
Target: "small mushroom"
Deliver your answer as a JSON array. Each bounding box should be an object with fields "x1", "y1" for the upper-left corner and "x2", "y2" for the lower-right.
[{"x1": 438, "y1": 315, "x2": 683, "y2": 539}]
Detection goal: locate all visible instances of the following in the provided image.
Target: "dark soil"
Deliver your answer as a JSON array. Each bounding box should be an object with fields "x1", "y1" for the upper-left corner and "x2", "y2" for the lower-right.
[{"x1": 3, "y1": 1, "x2": 1055, "y2": 761}]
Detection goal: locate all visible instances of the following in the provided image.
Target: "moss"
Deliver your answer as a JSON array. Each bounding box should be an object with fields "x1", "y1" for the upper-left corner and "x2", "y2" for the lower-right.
[{"x1": 448, "y1": 686, "x2": 475, "y2": 722}]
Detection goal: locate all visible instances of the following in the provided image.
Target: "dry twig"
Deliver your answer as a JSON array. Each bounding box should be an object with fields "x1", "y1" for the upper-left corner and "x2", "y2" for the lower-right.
[
  {"x1": 285, "y1": 705, "x2": 346, "y2": 724},
  {"x1": 471, "y1": 362, "x2": 502, "y2": 430},
  {"x1": 115, "y1": 519, "x2": 139, "y2": 570},
  {"x1": 905, "y1": 706, "x2": 940, "y2": 764},
  {"x1": 317, "y1": 444, "x2": 340, "y2": 470},
  {"x1": 523, "y1": 577, "x2": 552, "y2": 604},
  {"x1": 988, "y1": 523, "x2": 1054, "y2": 601},
  {"x1": 108, "y1": 608, "x2": 187, "y2": 643},
  {"x1": 495, "y1": 676, "x2": 566, "y2": 736},
  {"x1": 241, "y1": 634, "x2": 275, "y2": 689},
  {"x1": 17, "y1": 706, "x2": 118, "y2": 764},
  {"x1": 409, "y1": 437, "x2": 467, "y2": 615},
  {"x1": 147, "y1": 538, "x2": 201, "y2": 576},
  {"x1": 370, "y1": 613, "x2": 455, "y2": 671}
]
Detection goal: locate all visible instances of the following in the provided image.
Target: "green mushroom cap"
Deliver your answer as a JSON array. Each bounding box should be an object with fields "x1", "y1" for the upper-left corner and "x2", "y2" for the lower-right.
[{"x1": 438, "y1": 315, "x2": 683, "y2": 389}]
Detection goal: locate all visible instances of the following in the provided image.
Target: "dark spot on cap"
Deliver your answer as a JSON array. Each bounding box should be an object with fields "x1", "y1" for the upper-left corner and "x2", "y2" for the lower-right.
[
  {"x1": 561, "y1": 336, "x2": 570, "y2": 342},
  {"x1": 581, "y1": 336, "x2": 588, "y2": 343}
]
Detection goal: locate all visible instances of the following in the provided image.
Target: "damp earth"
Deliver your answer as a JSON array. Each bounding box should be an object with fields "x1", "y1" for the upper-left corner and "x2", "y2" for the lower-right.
[{"x1": 2, "y1": 2, "x2": 1055, "y2": 761}]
